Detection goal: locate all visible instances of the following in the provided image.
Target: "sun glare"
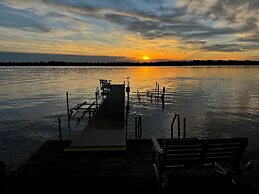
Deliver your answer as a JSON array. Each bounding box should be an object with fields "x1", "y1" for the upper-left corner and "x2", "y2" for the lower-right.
[{"x1": 142, "y1": 56, "x2": 151, "y2": 61}]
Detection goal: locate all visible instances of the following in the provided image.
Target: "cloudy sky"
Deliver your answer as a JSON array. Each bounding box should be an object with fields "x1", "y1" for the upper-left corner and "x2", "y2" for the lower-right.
[{"x1": 1, "y1": 0, "x2": 259, "y2": 62}]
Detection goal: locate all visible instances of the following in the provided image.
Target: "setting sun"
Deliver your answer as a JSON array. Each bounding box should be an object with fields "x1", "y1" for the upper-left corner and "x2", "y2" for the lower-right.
[{"x1": 142, "y1": 56, "x2": 151, "y2": 61}]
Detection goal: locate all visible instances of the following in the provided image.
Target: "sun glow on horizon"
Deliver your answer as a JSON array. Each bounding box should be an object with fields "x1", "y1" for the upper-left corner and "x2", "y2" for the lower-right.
[{"x1": 142, "y1": 56, "x2": 151, "y2": 61}]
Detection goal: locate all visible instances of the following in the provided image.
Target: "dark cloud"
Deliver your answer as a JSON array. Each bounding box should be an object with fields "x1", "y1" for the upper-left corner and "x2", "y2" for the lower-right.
[
  {"x1": 42, "y1": 0, "x2": 98, "y2": 13},
  {"x1": 0, "y1": 3, "x2": 49, "y2": 33},
  {"x1": 238, "y1": 34, "x2": 259, "y2": 43},
  {"x1": 201, "y1": 43, "x2": 259, "y2": 52},
  {"x1": 0, "y1": 51, "x2": 127, "y2": 62},
  {"x1": 201, "y1": 44, "x2": 243, "y2": 52},
  {"x1": 185, "y1": 40, "x2": 207, "y2": 45},
  {"x1": 104, "y1": 12, "x2": 218, "y2": 40}
]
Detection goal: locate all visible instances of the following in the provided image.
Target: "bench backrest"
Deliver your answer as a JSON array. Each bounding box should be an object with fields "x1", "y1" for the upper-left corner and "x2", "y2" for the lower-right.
[
  {"x1": 162, "y1": 138, "x2": 248, "y2": 168},
  {"x1": 202, "y1": 138, "x2": 248, "y2": 164}
]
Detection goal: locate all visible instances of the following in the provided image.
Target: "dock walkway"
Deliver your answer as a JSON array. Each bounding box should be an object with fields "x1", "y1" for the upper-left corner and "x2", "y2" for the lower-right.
[{"x1": 69, "y1": 84, "x2": 126, "y2": 151}]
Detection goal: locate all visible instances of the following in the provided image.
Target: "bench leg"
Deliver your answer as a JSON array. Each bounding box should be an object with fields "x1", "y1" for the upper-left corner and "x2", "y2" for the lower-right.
[
  {"x1": 161, "y1": 172, "x2": 169, "y2": 193},
  {"x1": 153, "y1": 164, "x2": 162, "y2": 190}
]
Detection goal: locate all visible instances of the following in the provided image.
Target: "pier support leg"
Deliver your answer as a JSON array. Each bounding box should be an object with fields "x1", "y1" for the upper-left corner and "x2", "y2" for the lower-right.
[
  {"x1": 177, "y1": 115, "x2": 181, "y2": 139},
  {"x1": 58, "y1": 118, "x2": 62, "y2": 141},
  {"x1": 66, "y1": 92, "x2": 71, "y2": 129},
  {"x1": 183, "y1": 118, "x2": 186, "y2": 139},
  {"x1": 161, "y1": 87, "x2": 165, "y2": 108},
  {"x1": 135, "y1": 117, "x2": 138, "y2": 139},
  {"x1": 126, "y1": 85, "x2": 130, "y2": 112}
]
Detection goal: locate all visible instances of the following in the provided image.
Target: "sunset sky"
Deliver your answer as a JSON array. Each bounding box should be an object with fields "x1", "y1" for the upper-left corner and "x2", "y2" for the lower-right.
[{"x1": 1, "y1": 0, "x2": 259, "y2": 62}]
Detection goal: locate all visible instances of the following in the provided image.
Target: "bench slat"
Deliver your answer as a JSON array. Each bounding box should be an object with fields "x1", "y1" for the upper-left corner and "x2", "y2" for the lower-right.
[{"x1": 166, "y1": 149, "x2": 202, "y2": 154}]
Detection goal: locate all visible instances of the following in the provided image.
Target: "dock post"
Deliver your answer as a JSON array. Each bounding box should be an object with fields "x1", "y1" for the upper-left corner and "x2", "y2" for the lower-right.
[
  {"x1": 171, "y1": 113, "x2": 178, "y2": 139},
  {"x1": 155, "y1": 82, "x2": 158, "y2": 98},
  {"x1": 161, "y1": 87, "x2": 165, "y2": 108},
  {"x1": 137, "y1": 90, "x2": 141, "y2": 102},
  {"x1": 183, "y1": 117, "x2": 186, "y2": 138},
  {"x1": 135, "y1": 116, "x2": 138, "y2": 139},
  {"x1": 95, "y1": 91, "x2": 98, "y2": 109},
  {"x1": 58, "y1": 118, "x2": 62, "y2": 141},
  {"x1": 140, "y1": 116, "x2": 142, "y2": 138},
  {"x1": 125, "y1": 108, "x2": 128, "y2": 141},
  {"x1": 177, "y1": 114, "x2": 181, "y2": 139},
  {"x1": 138, "y1": 115, "x2": 142, "y2": 139},
  {"x1": 66, "y1": 92, "x2": 71, "y2": 129},
  {"x1": 126, "y1": 77, "x2": 130, "y2": 112},
  {"x1": 157, "y1": 84, "x2": 160, "y2": 99}
]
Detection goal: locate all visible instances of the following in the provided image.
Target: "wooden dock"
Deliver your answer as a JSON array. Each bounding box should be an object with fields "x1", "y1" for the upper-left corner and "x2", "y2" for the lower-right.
[
  {"x1": 67, "y1": 84, "x2": 126, "y2": 151},
  {"x1": 2, "y1": 82, "x2": 259, "y2": 193}
]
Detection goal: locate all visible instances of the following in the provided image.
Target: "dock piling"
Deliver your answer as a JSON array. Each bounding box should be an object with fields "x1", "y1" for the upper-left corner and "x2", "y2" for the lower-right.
[
  {"x1": 126, "y1": 77, "x2": 130, "y2": 111},
  {"x1": 66, "y1": 92, "x2": 71, "y2": 129},
  {"x1": 171, "y1": 113, "x2": 187, "y2": 139},
  {"x1": 95, "y1": 90, "x2": 98, "y2": 109},
  {"x1": 161, "y1": 87, "x2": 165, "y2": 107},
  {"x1": 177, "y1": 114, "x2": 181, "y2": 139},
  {"x1": 137, "y1": 90, "x2": 141, "y2": 102},
  {"x1": 183, "y1": 117, "x2": 186, "y2": 138},
  {"x1": 58, "y1": 118, "x2": 62, "y2": 141},
  {"x1": 135, "y1": 117, "x2": 138, "y2": 139},
  {"x1": 157, "y1": 84, "x2": 160, "y2": 99},
  {"x1": 171, "y1": 113, "x2": 178, "y2": 138},
  {"x1": 135, "y1": 115, "x2": 143, "y2": 139},
  {"x1": 138, "y1": 115, "x2": 142, "y2": 138}
]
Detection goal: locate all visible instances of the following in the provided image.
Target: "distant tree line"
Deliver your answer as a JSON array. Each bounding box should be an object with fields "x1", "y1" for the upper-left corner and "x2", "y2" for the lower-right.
[{"x1": 0, "y1": 60, "x2": 259, "y2": 66}]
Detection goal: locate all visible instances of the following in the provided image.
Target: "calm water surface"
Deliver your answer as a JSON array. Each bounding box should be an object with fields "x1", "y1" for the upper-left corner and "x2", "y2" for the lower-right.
[{"x1": 0, "y1": 66, "x2": 259, "y2": 168}]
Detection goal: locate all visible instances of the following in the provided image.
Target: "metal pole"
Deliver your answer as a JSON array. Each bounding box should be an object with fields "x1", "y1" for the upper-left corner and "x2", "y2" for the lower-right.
[
  {"x1": 139, "y1": 116, "x2": 142, "y2": 139},
  {"x1": 177, "y1": 114, "x2": 181, "y2": 139},
  {"x1": 155, "y1": 82, "x2": 157, "y2": 98},
  {"x1": 158, "y1": 84, "x2": 160, "y2": 98},
  {"x1": 138, "y1": 115, "x2": 142, "y2": 139},
  {"x1": 139, "y1": 116, "x2": 142, "y2": 138},
  {"x1": 183, "y1": 118, "x2": 186, "y2": 138},
  {"x1": 126, "y1": 80, "x2": 130, "y2": 111},
  {"x1": 66, "y1": 92, "x2": 70, "y2": 129},
  {"x1": 95, "y1": 91, "x2": 98, "y2": 109},
  {"x1": 137, "y1": 90, "x2": 140, "y2": 102},
  {"x1": 126, "y1": 109, "x2": 128, "y2": 141},
  {"x1": 135, "y1": 116, "x2": 138, "y2": 139},
  {"x1": 161, "y1": 87, "x2": 165, "y2": 108},
  {"x1": 58, "y1": 118, "x2": 62, "y2": 141},
  {"x1": 171, "y1": 113, "x2": 178, "y2": 139}
]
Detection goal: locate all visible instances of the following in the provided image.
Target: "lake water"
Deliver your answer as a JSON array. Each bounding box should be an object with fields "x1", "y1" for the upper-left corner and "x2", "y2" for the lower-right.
[{"x1": 0, "y1": 66, "x2": 259, "y2": 168}]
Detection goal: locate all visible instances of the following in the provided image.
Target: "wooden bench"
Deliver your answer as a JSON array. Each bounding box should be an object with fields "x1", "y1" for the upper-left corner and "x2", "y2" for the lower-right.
[
  {"x1": 152, "y1": 137, "x2": 248, "y2": 191},
  {"x1": 100, "y1": 79, "x2": 111, "y2": 95}
]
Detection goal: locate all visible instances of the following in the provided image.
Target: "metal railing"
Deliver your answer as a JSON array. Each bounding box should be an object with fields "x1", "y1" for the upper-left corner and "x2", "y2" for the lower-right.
[
  {"x1": 135, "y1": 115, "x2": 142, "y2": 139},
  {"x1": 171, "y1": 113, "x2": 186, "y2": 139}
]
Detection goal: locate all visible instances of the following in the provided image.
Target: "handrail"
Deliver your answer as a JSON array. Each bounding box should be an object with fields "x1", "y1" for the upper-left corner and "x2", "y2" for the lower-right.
[
  {"x1": 135, "y1": 115, "x2": 142, "y2": 139},
  {"x1": 171, "y1": 113, "x2": 178, "y2": 138},
  {"x1": 171, "y1": 113, "x2": 187, "y2": 139}
]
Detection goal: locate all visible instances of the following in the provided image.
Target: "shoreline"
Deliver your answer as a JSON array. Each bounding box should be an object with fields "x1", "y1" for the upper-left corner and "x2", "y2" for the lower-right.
[{"x1": 1, "y1": 60, "x2": 259, "y2": 66}]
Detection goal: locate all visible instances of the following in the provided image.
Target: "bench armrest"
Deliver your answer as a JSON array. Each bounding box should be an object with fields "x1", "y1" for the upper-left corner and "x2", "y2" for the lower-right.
[{"x1": 152, "y1": 137, "x2": 163, "y2": 155}]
